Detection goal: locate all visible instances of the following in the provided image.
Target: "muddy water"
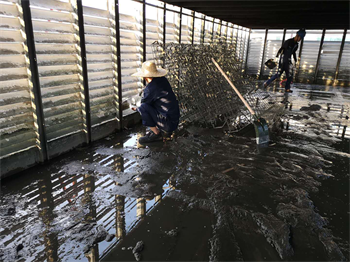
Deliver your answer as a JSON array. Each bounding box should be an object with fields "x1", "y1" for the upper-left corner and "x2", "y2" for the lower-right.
[{"x1": 0, "y1": 84, "x2": 349, "y2": 261}]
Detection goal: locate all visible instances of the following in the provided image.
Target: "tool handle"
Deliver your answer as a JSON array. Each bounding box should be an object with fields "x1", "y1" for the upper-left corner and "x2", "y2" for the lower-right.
[{"x1": 211, "y1": 58, "x2": 256, "y2": 116}]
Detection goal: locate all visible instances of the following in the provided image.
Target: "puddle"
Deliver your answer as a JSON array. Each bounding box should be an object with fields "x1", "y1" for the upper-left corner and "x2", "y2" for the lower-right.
[{"x1": 0, "y1": 83, "x2": 349, "y2": 261}]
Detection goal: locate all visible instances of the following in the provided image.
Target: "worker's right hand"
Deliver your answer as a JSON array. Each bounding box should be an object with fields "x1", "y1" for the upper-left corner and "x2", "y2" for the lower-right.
[{"x1": 131, "y1": 107, "x2": 137, "y2": 111}]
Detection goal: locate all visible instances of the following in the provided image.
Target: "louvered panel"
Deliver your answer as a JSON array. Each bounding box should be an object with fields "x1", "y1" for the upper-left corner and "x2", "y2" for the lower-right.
[
  {"x1": 203, "y1": 19, "x2": 213, "y2": 44},
  {"x1": 165, "y1": 10, "x2": 179, "y2": 44},
  {"x1": 119, "y1": 0, "x2": 143, "y2": 109},
  {"x1": 246, "y1": 29, "x2": 266, "y2": 76},
  {"x1": 193, "y1": 16, "x2": 202, "y2": 44},
  {"x1": 227, "y1": 24, "x2": 233, "y2": 45},
  {"x1": 213, "y1": 20, "x2": 220, "y2": 43},
  {"x1": 317, "y1": 30, "x2": 344, "y2": 85},
  {"x1": 0, "y1": 0, "x2": 38, "y2": 160},
  {"x1": 262, "y1": 30, "x2": 283, "y2": 78},
  {"x1": 83, "y1": 4, "x2": 117, "y2": 125},
  {"x1": 337, "y1": 33, "x2": 350, "y2": 86},
  {"x1": 232, "y1": 26, "x2": 238, "y2": 49},
  {"x1": 298, "y1": 30, "x2": 323, "y2": 83},
  {"x1": 181, "y1": 14, "x2": 192, "y2": 44},
  {"x1": 30, "y1": 0, "x2": 85, "y2": 141},
  {"x1": 146, "y1": 5, "x2": 163, "y2": 64}
]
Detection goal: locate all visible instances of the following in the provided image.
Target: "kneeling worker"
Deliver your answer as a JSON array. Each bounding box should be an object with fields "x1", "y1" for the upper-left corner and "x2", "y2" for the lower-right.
[{"x1": 131, "y1": 61, "x2": 180, "y2": 144}]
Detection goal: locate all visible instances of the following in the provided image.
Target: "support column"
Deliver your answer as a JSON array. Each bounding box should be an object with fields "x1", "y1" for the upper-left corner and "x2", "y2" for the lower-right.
[
  {"x1": 115, "y1": 0, "x2": 123, "y2": 130},
  {"x1": 282, "y1": 28, "x2": 286, "y2": 43},
  {"x1": 259, "y1": 29, "x2": 268, "y2": 80},
  {"x1": 21, "y1": 0, "x2": 48, "y2": 161},
  {"x1": 314, "y1": 28, "x2": 326, "y2": 84},
  {"x1": 76, "y1": 0, "x2": 92, "y2": 144},
  {"x1": 142, "y1": 0, "x2": 146, "y2": 86},
  {"x1": 334, "y1": 29, "x2": 347, "y2": 85},
  {"x1": 295, "y1": 37, "x2": 304, "y2": 82},
  {"x1": 191, "y1": 11, "x2": 195, "y2": 45},
  {"x1": 178, "y1": 7, "x2": 182, "y2": 44}
]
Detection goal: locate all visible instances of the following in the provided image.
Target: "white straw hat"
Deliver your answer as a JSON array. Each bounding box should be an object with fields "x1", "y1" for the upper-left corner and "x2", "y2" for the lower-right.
[{"x1": 131, "y1": 61, "x2": 167, "y2": 78}]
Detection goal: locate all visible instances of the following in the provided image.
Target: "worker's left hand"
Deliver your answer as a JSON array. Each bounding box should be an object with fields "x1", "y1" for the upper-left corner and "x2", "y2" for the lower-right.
[{"x1": 131, "y1": 107, "x2": 137, "y2": 111}]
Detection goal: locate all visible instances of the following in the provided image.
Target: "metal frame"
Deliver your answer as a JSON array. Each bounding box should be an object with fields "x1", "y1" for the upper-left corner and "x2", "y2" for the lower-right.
[
  {"x1": 211, "y1": 19, "x2": 215, "y2": 42},
  {"x1": 77, "y1": 0, "x2": 92, "y2": 144},
  {"x1": 163, "y1": 3, "x2": 166, "y2": 47},
  {"x1": 115, "y1": 0, "x2": 123, "y2": 130},
  {"x1": 178, "y1": 7, "x2": 182, "y2": 43},
  {"x1": 295, "y1": 36, "x2": 304, "y2": 81},
  {"x1": 142, "y1": 0, "x2": 146, "y2": 86},
  {"x1": 314, "y1": 28, "x2": 326, "y2": 84},
  {"x1": 191, "y1": 11, "x2": 195, "y2": 45},
  {"x1": 334, "y1": 29, "x2": 347, "y2": 84},
  {"x1": 282, "y1": 28, "x2": 286, "y2": 43},
  {"x1": 259, "y1": 29, "x2": 268, "y2": 80},
  {"x1": 21, "y1": 0, "x2": 49, "y2": 161}
]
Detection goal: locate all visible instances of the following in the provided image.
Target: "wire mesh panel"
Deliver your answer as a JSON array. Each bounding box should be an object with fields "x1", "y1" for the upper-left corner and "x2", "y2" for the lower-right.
[
  {"x1": 297, "y1": 30, "x2": 323, "y2": 83},
  {"x1": 82, "y1": 0, "x2": 118, "y2": 127},
  {"x1": 0, "y1": 0, "x2": 39, "y2": 158},
  {"x1": 317, "y1": 30, "x2": 344, "y2": 85},
  {"x1": 337, "y1": 32, "x2": 350, "y2": 86},
  {"x1": 262, "y1": 30, "x2": 284, "y2": 79},
  {"x1": 29, "y1": 0, "x2": 88, "y2": 143},
  {"x1": 119, "y1": 0, "x2": 143, "y2": 112},
  {"x1": 246, "y1": 29, "x2": 266, "y2": 76},
  {"x1": 152, "y1": 42, "x2": 275, "y2": 132}
]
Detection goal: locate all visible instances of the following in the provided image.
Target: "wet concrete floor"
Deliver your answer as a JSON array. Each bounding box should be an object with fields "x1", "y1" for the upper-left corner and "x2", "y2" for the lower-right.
[{"x1": 0, "y1": 83, "x2": 349, "y2": 261}]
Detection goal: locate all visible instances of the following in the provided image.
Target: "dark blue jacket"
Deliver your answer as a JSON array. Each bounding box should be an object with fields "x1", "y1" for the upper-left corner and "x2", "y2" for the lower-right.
[
  {"x1": 139, "y1": 77, "x2": 180, "y2": 121},
  {"x1": 276, "y1": 38, "x2": 299, "y2": 64}
]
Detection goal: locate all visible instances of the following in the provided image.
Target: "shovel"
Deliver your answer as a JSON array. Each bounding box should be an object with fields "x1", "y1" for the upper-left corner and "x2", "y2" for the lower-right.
[{"x1": 211, "y1": 58, "x2": 269, "y2": 144}]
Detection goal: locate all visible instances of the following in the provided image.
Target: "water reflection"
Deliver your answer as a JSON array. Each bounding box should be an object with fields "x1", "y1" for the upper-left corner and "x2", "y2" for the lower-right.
[{"x1": 0, "y1": 132, "x2": 173, "y2": 262}]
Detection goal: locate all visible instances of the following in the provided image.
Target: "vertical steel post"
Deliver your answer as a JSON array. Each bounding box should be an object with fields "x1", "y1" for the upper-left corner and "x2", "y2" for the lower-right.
[
  {"x1": 178, "y1": 7, "x2": 182, "y2": 44},
  {"x1": 211, "y1": 19, "x2": 214, "y2": 42},
  {"x1": 314, "y1": 28, "x2": 326, "y2": 84},
  {"x1": 282, "y1": 28, "x2": 286, "y2": 43},
  {"x1": 191, "y1": 11, "x2": 195, "y2": 45},
  {"x1": 295, "y1": 36, "x2": 304, "y2": 82},
  {"x1": 21, "y1": 0, "x2": 48, "y2": 161},
  {"x1": 76, "y1": 0, "x2": 92, "y2": 144},
  {"x1": 115, "y1": 0, "x2": 123, "y2": 130},
  {"x1": 334, "y1": 29, "x2": 347, "y2": 84},
  {"x1": 163, "y1": 4, "x2": 166, "y2": 45},
  {"x1": 244, "y1": 29, "x2": 252, "y2": 74},
  {"x1": 142, "y1": 0, "x2": 146, "y2": 86},
  {"x1": 259, "y1": 29, "x2": 268, "y2": 80},
  {"x1": 219, "y1": 20, "x2": 222, "y2": 37}
]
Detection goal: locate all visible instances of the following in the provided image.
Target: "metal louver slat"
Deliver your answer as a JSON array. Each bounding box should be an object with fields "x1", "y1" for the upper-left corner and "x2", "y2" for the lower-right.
[
  {"x1": 262, "y1": 30, "x2": 283, "y2": 79},
  {"x1": 29, "y1": 0, "x2": 88, "y2": 157},
  {"x1": 82, "y1": 2, "x2": 118, "y2": 126},
  {"x1": 119, "y1": 0, "x2": 143, "y2": 113},
  {"x1": 246, "y1": 29, "x2": 266, "y2": 76},
  {"x1": 0, "y1": 0, "x2": 39, "y2": 160},
  {"x1": 146, "y1": 4, "x2": 163, "y2": 64}
]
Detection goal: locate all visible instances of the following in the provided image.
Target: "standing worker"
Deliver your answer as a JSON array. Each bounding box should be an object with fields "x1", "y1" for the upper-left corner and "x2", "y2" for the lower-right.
[
  {"x1": 264, "y1": 29, "x2": 306, "y2": 92},
  {"x1": 131, "y1": 61, "x2": 180, "y2": 144}
]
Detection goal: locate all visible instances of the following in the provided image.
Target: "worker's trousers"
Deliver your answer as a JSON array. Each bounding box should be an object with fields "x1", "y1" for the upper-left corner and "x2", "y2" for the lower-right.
[
  {"x1": 265, "y1": 59, "x2": 294, "y2": 90},
  {"x1": 137, "y1": 103, "x2": 179, "y2": 132}
]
